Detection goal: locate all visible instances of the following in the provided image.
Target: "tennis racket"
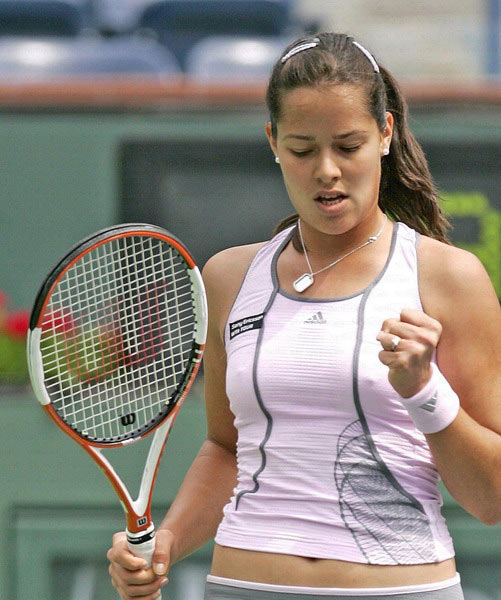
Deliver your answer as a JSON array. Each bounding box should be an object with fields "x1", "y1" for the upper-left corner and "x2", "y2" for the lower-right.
[{"x1": 27, "y1": 223, "x2": 207, "y2": 594}]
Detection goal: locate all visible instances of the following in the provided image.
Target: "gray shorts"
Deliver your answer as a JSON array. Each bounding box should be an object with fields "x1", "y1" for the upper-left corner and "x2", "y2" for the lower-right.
[{"x1": 204, "y1": 576, "x2": 464, "y2": 600}]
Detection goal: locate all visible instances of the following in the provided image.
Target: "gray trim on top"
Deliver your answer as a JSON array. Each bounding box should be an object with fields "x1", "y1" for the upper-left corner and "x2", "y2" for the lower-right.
[
  {"x1": 274, "y1": 222, "x2": 399, "y2": 303},
  {"x1": 351, "y1": 226, "x2": 426, "y2": 514},
  {"x1": 233, "y1": 235, "x2": 288, "y2": 510},
  {"x1": 223, "y1": 239, "x2": 274, "y2": 350},
  {"x1": 414, "y1": 231, "x2": 426, "y2": 312}
]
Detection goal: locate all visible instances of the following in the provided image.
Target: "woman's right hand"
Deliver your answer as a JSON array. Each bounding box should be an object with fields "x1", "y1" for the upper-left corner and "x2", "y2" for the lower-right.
[{"x1": 107, "y1": 529, "x2": 175, "y2": 599}]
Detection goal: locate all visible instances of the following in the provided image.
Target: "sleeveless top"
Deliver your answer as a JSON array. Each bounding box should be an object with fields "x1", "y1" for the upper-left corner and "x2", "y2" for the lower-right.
[{"x1": 215, "y1": 222, "x2": 455, "y2": 565}]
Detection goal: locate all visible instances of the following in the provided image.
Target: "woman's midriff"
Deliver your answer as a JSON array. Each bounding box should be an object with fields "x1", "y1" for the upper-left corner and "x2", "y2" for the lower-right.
[{"x1": 211, "y1": 544, "x2": 457, "y2": 588}]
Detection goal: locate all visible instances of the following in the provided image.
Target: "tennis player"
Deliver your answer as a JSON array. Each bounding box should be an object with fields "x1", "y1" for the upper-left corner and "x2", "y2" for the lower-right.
[{"x1": 107, "y1": 32, "x2": 501, "y2": 600}]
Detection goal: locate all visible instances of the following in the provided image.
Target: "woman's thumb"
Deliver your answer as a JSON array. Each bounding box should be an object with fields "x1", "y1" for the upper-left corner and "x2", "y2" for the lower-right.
[{"x1": 152, "y1": 529, "x2": 174, "y2": 576}]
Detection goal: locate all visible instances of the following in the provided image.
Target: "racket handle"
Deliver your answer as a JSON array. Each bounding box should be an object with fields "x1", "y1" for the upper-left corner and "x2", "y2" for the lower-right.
[
  {"x1": 127, "y1": 528, "x2": 163, "y2": 599},
  {"x1": 127, "y1": 535, "x2": 155, "y2": 566}
]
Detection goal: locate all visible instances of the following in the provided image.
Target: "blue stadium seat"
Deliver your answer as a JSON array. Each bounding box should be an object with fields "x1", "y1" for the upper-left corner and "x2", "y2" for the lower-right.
[
  {"x1": 93, "y1": 0, "x2": 154, "y2": 34},
  {"x1": 136, "y1": 0, "x2": 295, "y2": 68},
  {"x1": 0, "y1": 0, "x2": 87, "y2": 37},
  {"x1": 0, "y1": 36, "x2": 182, "y2": 78},
  {"x1": 186, "y1": 35, "x2": 284, "y2": 83}
]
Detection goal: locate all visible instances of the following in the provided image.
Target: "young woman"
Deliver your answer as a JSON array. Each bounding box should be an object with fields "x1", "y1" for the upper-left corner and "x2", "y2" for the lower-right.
[{"x1": 107, "y1": 32, "x2": 501, "y2": 600}]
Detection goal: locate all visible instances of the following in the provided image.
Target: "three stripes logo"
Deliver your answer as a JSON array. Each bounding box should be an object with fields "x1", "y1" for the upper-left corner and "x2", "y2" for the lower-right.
[
  {"x1": 418, "y1": 396, "x2": 438, "y2": 413},
  {"x1": 304, "y1": 311, "x2": 326, "y2": 324}
]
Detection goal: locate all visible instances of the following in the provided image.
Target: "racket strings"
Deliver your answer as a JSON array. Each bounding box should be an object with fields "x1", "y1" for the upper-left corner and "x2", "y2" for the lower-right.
[{"x1": 39, "y1": 234, "x2": 197, "y2": 441}]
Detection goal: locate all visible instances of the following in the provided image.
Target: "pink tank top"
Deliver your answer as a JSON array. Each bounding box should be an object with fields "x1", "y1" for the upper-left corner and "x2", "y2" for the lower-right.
[{"x1": 215, "y1": 222, "x2": 455, "y2": 565}]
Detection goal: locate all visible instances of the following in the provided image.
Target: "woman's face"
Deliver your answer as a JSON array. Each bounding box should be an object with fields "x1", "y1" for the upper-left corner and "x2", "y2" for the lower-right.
[{"x1": 267, "y1": 83, "x2": 393, "y2": 240}]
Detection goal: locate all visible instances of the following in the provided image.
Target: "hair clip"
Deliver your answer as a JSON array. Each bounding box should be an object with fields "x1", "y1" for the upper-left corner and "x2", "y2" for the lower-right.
[
  {"x1": 352, "y1": 41, "x2": 380, "y2": 73},
  {"x1": 280, "y1": 38, "x2": 320, "y2": 64}
]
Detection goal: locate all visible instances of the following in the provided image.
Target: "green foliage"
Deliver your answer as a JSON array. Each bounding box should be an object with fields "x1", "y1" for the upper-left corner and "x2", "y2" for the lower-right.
[
  {"x1": 440, "y1": 192, "x2": 501, "y2": 297},
  {"x1": 0, "y1": 333, "x2": 28, "y2": 384}
]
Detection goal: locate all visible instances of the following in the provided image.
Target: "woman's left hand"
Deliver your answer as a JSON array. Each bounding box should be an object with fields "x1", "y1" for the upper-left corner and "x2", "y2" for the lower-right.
[{"x1": 376, "y1": 308, "x2": 442, "y2": 398}]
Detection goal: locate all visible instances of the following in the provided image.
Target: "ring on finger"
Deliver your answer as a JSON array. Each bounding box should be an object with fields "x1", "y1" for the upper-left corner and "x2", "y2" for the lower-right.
[{"x1": 390, "y1": 335, "x2": 401, "y2": 352}]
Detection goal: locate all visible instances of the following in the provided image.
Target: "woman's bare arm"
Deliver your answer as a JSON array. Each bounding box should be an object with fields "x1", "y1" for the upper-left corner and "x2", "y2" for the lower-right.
[
  {"x1": 419, "y1": 240, "x2": 501, "y2": 524},
  {"x1": 378, "y1": 238, "x2": 501, "y2": 525}
]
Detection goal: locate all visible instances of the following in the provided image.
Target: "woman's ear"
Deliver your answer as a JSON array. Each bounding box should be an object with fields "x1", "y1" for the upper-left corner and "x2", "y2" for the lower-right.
[
  {"x1": 265, "y1": 121, "x2": 278, "y2": 158},
  {"x1": 381, "y1": 111, "x2": 394, "y2": 152}
]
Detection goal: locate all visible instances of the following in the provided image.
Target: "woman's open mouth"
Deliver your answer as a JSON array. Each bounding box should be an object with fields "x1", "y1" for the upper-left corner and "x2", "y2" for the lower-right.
[{"x1": 315, "y1": 192, "x2": 348, "y2": 208}]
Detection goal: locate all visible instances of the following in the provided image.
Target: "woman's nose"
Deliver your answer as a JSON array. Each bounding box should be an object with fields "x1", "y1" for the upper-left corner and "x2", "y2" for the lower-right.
[{"x1": 314, "y1": 152, "x2": 342, "y2": 183}]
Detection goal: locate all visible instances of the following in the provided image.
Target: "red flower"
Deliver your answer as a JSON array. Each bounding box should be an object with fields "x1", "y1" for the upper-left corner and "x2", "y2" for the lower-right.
[{"x1": 4, "y1": 309, "x2": 30, "y2": 339}]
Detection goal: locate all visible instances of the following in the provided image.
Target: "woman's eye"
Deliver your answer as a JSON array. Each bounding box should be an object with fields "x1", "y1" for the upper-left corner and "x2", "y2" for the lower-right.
[
  {"x1": 290, "y1": 149, "x2": 311, "y2": 157},
  {"x1": 340, "y1": 145, "x2": 361, "y2": 153}
]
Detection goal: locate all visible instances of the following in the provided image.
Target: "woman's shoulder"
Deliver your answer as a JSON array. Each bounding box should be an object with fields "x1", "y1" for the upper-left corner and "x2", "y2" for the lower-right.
[
  {"x1": 202, "y1": 241, "x2": 268, "y2": 288},
  {"x1": 417, "y1": 235, "x2": 498, "y2": 320},
  {"x1": 202, "y1": 241, "x2": 268, "y2": 330},
  {"x1": 418, "y1": 235, "x2": 487, "y2": 283}
]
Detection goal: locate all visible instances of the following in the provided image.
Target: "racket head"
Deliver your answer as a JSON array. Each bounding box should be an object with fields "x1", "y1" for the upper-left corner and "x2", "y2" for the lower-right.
[{"x1": 28, "y1": 223, "x2": 207, "y2": 447}]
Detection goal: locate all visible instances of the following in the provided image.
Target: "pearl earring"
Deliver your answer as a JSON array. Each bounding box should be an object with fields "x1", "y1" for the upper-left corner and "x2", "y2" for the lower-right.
[
  {"x1": 275, "y1": 156, "x2": 280, "y2": 164},
  {"x1": 382, "y1": 148, "x2": 390, "y2": 156}
]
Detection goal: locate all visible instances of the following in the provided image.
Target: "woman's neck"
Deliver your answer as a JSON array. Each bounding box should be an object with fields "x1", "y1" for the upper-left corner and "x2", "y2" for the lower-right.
[{"x1": 296, "y1": 210, "x2": 387, "y2": 262}]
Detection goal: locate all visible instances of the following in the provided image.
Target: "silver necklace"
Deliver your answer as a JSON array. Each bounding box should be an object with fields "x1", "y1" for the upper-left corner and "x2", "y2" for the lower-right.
[{"x1": 293, "y1": 215, "x2": 388, "y2": 293}]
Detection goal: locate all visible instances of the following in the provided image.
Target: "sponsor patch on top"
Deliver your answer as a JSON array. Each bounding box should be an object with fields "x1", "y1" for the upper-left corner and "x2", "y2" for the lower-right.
[{"x1": 229, "y1": 313, "x2": 264, "y2": 340}]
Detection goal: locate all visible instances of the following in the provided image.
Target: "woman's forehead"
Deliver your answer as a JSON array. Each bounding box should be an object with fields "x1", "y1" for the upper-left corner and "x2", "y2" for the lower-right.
[{"x1": 277, "y1": 84, "x2": 375, "y2": 130}]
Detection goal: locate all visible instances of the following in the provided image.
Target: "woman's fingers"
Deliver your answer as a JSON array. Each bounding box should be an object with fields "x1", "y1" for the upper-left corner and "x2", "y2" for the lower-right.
[
  {"x1": 107, "y1": 530, "x2": 171, "y2": 599},
  {"x1": 376, "y1": 310, "x2": 442, "y2": 397}
]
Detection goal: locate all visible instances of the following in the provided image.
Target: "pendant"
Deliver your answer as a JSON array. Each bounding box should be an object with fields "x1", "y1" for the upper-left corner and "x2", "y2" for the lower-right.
[{"x1": 293, "y1": 272, "x2": 314, "y2": 293}]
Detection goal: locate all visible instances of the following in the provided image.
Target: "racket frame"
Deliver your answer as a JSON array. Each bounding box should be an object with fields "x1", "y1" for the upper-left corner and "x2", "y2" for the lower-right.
[{"x1": 27, "y1": 224, "x2": 207, "y2": 535}]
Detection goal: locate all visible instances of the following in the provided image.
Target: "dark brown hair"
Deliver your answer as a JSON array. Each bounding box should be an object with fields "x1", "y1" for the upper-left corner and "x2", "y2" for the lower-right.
[{"x1": 267, "y1": 32, "x2": 451, "y2": 243}]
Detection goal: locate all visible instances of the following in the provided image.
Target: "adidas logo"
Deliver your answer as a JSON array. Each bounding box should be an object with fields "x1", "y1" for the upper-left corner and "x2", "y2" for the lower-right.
[
  {"x1": 304, "y1": 311, "x2": 326, "y2": 324},
  {"x1": 419, "y1": 396, "x2": 438, "y2": 413}
]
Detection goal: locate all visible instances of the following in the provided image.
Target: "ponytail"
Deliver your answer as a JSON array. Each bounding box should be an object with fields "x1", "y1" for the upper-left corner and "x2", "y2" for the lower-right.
[{"x1": 378, "y1": 66, "x2": 451, "y2": 243}]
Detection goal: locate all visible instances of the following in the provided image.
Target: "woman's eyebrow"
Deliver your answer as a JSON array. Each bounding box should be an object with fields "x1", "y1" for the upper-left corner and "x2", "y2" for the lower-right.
[
  {"x1": 282, "y1": 130, "x2": 367, "y2": 141},
  {"x1": 282, "y1": 134, "x2": 314, "y2": 141},
  {"x1": 333, "y1": 130, "x2": 368, "y2": 139}
]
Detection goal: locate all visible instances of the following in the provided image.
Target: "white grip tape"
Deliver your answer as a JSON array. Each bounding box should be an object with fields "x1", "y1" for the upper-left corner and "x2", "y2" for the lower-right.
[
  {"x1": 127, "y1": 534, "x2": 163, "y2": 599},
  {"x1": 127, "y1": 535, "x2": 156, "y2": 567},
  {"x1": 398, "y1": 363, "x2": 460, "y2": 434}
]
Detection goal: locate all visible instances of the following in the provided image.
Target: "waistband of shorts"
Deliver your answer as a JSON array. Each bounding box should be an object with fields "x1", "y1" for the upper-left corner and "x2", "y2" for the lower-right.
[{"x1": 206, "y1": 574, "x2": 461, "y2": 596}]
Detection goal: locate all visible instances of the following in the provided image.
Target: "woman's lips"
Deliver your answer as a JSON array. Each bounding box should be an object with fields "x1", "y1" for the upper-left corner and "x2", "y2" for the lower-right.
[{"x1": 314, "y1": 193, "x2": 348, "y2": 212}]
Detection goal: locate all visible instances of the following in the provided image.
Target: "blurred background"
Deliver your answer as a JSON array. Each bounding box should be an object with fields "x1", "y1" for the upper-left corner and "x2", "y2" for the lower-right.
[{"x1": 0, "y1": 0, "x2": 499, "y2": 599}]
